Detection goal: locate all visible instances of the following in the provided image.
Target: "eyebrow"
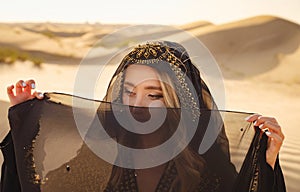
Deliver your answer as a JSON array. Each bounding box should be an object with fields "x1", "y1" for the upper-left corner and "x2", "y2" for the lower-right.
[{"x1": 124, "y1": 81, "x2": 162, "y2": 91}]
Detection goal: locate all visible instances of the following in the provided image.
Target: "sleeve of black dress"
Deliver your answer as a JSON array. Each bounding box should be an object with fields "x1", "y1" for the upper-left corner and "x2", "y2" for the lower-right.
[
  {"x1": 0, "y1": 132, "x2": 21, "y2": 192},
  {"x1": 233, "y1": 128, "x2": 286, "y2": 192},
  {"x1": 0, "y1": 99, "x2": 42, "y2": 192},
  {"x1": 256, "y1": 136, "x2": 286, "y2": 192}
]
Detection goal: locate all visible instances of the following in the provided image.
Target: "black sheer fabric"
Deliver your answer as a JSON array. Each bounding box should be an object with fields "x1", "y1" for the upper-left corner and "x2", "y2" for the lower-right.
[
  {"x1": 0, "y1": 93, "x2": 285, "y2": 192},
  {"x1": 0, "y1": 40, "x2": 286, "y2": 192}
]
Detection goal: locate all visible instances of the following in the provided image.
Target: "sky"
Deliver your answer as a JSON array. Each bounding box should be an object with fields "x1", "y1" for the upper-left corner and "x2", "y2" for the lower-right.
[{"x1": 0, "y1": 0, "x2": 300, "y2": 25}]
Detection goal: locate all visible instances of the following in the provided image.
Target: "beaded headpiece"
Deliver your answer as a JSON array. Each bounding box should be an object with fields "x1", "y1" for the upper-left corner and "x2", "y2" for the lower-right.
[{"x1": 110, "y1": 41, "x2": 201, "y2": 120}]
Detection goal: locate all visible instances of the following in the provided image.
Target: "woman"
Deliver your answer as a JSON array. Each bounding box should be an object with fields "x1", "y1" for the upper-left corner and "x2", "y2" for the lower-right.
[{"x1": 3, "y1": 41, "x2": 285, "y2": 191}]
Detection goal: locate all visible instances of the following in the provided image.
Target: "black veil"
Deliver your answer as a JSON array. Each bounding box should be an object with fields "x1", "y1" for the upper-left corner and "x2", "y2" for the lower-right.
[{"x1": 0, "y1": 40, "x2": 285, "y2": 192}]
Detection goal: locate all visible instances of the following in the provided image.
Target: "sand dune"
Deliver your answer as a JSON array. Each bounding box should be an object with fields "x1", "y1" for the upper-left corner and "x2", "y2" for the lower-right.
[
  {"x1": 179, "y1": 20, "x2": 213, "y2": 30},
  {"x1": 188, "y1": 16, "x2": 300, "y2": 81},
  {"x1": 0, "y1": 15, "x2": 299, "y2": 191},
  {"x1": 2, "y1": 16, "x2": 299, "y2": 81},
  {"x1": 0, "y1": 23, "x2": 79, "y2": 57},
  {"x1": 0, "y1": 23, "x2": 127, "y2": 61}
]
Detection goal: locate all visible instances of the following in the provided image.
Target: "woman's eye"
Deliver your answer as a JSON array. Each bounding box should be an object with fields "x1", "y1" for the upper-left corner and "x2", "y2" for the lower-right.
[
  {"x1": 124, "y1": 89, "x2": 135, "y2": 96},
  {"x1": 148, "y1": 94, "x2": 163, "y2": 99}
]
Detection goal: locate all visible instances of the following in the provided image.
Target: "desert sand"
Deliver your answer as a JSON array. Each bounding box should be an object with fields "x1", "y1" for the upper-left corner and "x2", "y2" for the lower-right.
[{"x1": 0, "y1": 16, "x2": 299, "y2": 191}]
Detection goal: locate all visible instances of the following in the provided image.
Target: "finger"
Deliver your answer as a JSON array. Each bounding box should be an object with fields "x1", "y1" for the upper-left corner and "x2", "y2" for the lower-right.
[
  {"x1": 259, "y1": 121, "x2": 284, "y2": 140},
  {"x1": 245, "y1": 113, "x2": 261, "y2": 122},
  {"x1": 7, "y1": 85, "x2": 15, "y2": 100},
  {"x1": 16, "y1": 80, "x2": 26, "y2": 94},
  {"x1": 24, "y1": 79, "x2": 36, "y2": 93},
  {"x1": 266, "y1": 131, "x2": 284, "y2": 144},
  {"x1": 254, "y1": 116, "x2": 278, "y2": 127},
  {"x1": 33, "y1": 91, "x2": 44, "y2": 99},
  {"x1": 266, "y1": 132, "x2": 283, "y2": 168}
]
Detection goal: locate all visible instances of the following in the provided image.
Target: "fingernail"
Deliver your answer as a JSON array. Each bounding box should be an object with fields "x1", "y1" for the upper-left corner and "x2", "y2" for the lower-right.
[
  {"x1": 244, "y1": 116, "x2": 251, "y2": 121},
  {"x1": 38, "y1": 93, "x2": 44, "y2": 98},
  {"x1": 259, "y1": 124, "x2": 264, "y2": 129},
  {"x1": 265, "y1": 131, "x2": 271, "y2": 136},
  {"x1": 22, "y1": 82, "x2": 27, "y2": 87},
  {"x1": 253, "y1": 121, "x2": 257, "y2": 126},
  {"x1": 31, "y1": 83, "x2": 36, "y2": 89},
  {"x1": 262, "y1": 128, "x2": 271, "y2": 136}
]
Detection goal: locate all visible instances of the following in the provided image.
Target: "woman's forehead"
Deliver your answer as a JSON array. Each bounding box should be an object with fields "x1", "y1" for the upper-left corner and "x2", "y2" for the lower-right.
[{"x1": 124, "y1": 64, "x2": 161, "y2": 85}]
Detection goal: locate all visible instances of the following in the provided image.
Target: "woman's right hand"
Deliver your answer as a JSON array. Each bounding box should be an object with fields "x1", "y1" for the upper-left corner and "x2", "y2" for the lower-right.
[{"x1": 7, "y1": 79, "x2": 44, "y2": 106}]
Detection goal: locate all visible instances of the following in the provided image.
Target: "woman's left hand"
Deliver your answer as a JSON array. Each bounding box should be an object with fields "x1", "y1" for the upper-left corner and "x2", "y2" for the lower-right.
[{"x1": 245, "y1": 114, "x2": 285, "y2": 169}]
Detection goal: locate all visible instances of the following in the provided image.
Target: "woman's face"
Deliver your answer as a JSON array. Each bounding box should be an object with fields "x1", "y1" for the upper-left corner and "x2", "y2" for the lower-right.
[{"x1": 122, "y1": 64, "x2": 165, "y2": 107}]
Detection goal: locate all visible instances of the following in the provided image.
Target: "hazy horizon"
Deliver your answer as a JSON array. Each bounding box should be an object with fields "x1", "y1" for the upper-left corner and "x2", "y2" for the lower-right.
[{"x1": 1, "y1": 0, "x2": 300, "y2": 25}]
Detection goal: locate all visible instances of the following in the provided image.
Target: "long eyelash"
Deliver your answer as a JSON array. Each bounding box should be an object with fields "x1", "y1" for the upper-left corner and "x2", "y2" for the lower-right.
[{"x1": 149, "y1": 94, "x2": 163, "y2": 99}]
